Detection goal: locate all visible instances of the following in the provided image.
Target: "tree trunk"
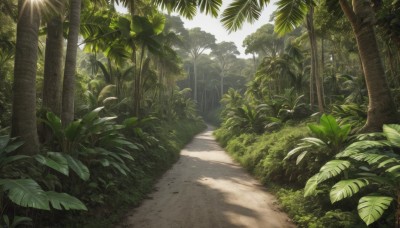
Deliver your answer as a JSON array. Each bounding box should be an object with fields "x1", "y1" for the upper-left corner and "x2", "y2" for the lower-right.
[
  {"x1": 11, "y1": 0, "x2": 40, "y2": 154},
  {"x1": 306, "y1": 6, "x2": 324, "y2": 113},
  {"x1": 62, "y1": 0, "x2": 82, "y2": 126},
  {"x1": 339, "y1": 0, "x2": 398, "y2": 132},
  {"x1": 220, "y1": 71, "x2": 224, "y2": 99},
  {"x1": 135, "y1": 43, "x2": 146, "y2": 118},
  {"x1": 194, "y1": 58, "x2": 198, "y2": 103},
  {"x1": 43, "y1": 4, "x2": 64, "y2": 116}
]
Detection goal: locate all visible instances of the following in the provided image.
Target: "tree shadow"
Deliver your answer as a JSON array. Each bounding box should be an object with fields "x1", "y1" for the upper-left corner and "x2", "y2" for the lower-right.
[{"x1": 119, "y1": 127, "x2": 293, "y2": 228}]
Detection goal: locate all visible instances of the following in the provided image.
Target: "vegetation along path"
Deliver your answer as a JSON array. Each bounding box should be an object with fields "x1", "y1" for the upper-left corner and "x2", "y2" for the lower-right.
[{"x1": 120, "y1": 126, "x2": 295, "y2": 228}]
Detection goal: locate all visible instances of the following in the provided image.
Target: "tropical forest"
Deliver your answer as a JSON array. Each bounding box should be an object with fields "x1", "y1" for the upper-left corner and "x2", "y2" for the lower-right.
[{"x1": 0, "y1": 0, "x2": 400, "y2": 227}]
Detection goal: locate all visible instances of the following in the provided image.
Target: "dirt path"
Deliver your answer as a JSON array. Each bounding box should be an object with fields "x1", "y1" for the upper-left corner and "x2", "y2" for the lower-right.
[{"x1": 120, "y1": 126, "x2": 295, "y2": 228}]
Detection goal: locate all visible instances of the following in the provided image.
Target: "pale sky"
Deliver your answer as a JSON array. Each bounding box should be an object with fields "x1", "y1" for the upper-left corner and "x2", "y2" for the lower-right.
[
  {"x1": 116, "y1": 1, "x2": 278, "y2": 58},
  {"x1": 180, "y1": 1, "x2": 278, "y2": 58}
]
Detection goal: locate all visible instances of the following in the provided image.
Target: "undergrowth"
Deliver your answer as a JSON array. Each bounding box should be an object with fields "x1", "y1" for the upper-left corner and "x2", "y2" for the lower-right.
[
  {"x1": 214, "y1": 123, "x2": 367, "y2": 228},
  {"x1": 61, "y1": 119, "x2": 206, "y2": 227}
]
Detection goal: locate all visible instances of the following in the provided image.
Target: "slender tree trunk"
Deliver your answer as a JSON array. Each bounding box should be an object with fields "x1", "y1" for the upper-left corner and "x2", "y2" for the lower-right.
[
  {"x1": 339, "y1": 0, "x2": 398, "y2": 132},
  {"x1": 135, "y1": 43, "x2": 145, "y2": 117},
  {"x1": 220, "y1": 71, "x2": 224, "y2": 99},
  {"x1": 62, "y1": 0, "x2": 82, "y2": 126},
  {"x1": 12, "y1": 0, "x2": 40, "y2": 154},
  {"x1": 193, "y1": 58, "x2": 198, "y2": 103},
  {"x1": 306, "y1": 6, "x2": 324, "y2": 113}
]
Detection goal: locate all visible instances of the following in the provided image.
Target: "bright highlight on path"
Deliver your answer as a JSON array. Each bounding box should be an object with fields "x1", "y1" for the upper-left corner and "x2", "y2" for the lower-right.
[{"x1": 120, "y1": 126, "x2": 294, "y2": 228}]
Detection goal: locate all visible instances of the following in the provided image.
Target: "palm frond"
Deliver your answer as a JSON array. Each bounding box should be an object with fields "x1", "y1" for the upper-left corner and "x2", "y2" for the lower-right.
[
  {"x1": 274, "y1": 0, "x2": 308, "y2": 35},
  {"x1": 221, "y1": 0, "x2": 264, "y2": 32}
]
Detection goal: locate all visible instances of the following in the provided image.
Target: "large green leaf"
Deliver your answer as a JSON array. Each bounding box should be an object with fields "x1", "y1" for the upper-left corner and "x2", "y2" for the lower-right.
[
  {"x1": 358, "y1": 196, "x2": 393, "y2": 225},
  {"x1": 63, "y1": 154, "x2": 90, "y2": 181},
  {"x1": 45, "y1": 191, "x2": 87, "y2": 211},
  {"x1": 330, "y1": 179, "x2": 369, "y2": 203},
  {"x1": 0, "y1": 155, "x2": 30, "y2": 167},
  {"x1": 336, "y1": 140, "x2": 391, "y2": 158},
  {"x1": 304, "y1": 173, "x2": 319, "y2": 197},
  {"x1": 44, "y1": 112, "x2": 63, "y2": 139},
  {"x1": 35, "y1": 154, "x2": 69, "y2": 176},
  {"x1": 383, "y1": 124, "x2": 400, "y2": 148},
  {"x1": 65, "y1": 120, "x2": 82, "y2": 141},
  {"x1": 318, "y1": 160, "x2": 351, "y2": 182},
  {"x1": 3, "y1": 140, "x2": 24, "y2": 154},
  {"x1": 0, "y1": 179, "x2": 49, "y2": 210},
  {"x1": 0, "y1": 135, "x2": 10, "y2": 152}
]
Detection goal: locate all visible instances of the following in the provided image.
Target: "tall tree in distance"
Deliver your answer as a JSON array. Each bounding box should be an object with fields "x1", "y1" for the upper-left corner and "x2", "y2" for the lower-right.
[
  {"x1": 187, "y1": 28, "x2": 215, "y2": 102},
  {"x1": 211, "y1": 41, "x2": 239, "y2": 98},
  {"x1": 11, "y1": 0, "x2": 41, "y2": 154}
]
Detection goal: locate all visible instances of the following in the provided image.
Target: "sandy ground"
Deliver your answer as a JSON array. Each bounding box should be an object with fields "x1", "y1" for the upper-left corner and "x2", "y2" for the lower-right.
[{"x1": 120, "y1": 126, "x2": 295, "y2": 228}]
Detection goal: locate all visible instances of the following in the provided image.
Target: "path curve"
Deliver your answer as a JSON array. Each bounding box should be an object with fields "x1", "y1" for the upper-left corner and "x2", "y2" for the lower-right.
[{"x1": 120, "y1": 126, "x2": 295, "y2": 228}]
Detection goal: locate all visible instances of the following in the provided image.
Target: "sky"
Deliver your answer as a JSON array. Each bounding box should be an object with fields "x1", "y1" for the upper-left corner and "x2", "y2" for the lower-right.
[
  {"x1": 179, "y1": 1, "x2": 278, "y2": 58},
  {"x1": 116, "y1": 1, "x2": 278, "y2": 58}
]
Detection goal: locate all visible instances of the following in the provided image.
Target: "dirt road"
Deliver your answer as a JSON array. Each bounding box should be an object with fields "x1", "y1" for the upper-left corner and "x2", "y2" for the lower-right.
[{"x1": 120, "y1": 126, "x2": 295, "y2": 228}]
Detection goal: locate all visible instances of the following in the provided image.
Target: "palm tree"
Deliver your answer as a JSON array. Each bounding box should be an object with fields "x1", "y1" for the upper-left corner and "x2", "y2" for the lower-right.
[
  {"x1": 62, "y1": 0, "x2": 82, "y2": 125},
  {"x1": 338, "y1": 0, "x2": 398, "y2": 131},
  {"x1": 11, "y1": 0, "x2": 41, "y2": 154},
  {"x1": 221, "y1": 0, "x2": 398, "y2": 131},
  {"x1": 43, "y1": 0, "x2": 65, "y2": 116}
]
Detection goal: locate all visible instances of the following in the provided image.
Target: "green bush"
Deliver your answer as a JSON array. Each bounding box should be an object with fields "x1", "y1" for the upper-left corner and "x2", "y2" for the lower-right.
[
  {"x1": 276, "y1": 189, "x2": 364, "y2": 228},
  {"x1": 217, "y1": 123, "x2": 310, "y2": 184}
]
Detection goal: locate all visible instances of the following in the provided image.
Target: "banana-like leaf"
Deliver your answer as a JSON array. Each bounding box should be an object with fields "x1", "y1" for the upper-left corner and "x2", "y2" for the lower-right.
[
  {"x1": 336, "y1": 140, "x2": 391, "y2": 158},
  {"x1": 358, "y1": 196, "x2": 393, "y2": 225},
  {"x1": 296, "y1": 150, "x2": 308, "y2": 165},
  {"x1": 3, "y1": 140, "x2": 24, "y2": 154},
  {"x1": 35, "y1": 154, "x2": 69, "y2": 176},
  {"x1": 0, "y1": 179, "x2": 49, "y2": 210},
  {"x1": 0, "y1": 155, "x2": 30, "y2": 167},
  {"x1": 304, "y1": 173, "x2": 319, "y2": 197},
  {"x1": 82, "y1": 107, "x2": 104, "y2": 124},
  {"x1": 302, "y1": 137, "x2": 327, "y2": 147},
  {"x1": 350, "y1": 153, "x2": 393, "y2": 166},
  {"x1": 45, "y1": 191, "x2": 87, "y2": 211},
  {"x1": 65, "y1": 120, "x2": 82, "y2": 141},
  {"x1": 383, "y1": 124, "x2": 400, "y2": 148},
  {"x1": 63, "y1": 154, "x2": 90, "y2": 181},
  {"x1": 285, "y1": 144, "x2": 310, "y2": 160},
  {"x1": 330, "y1": 179, "x2": 369, "y2": 203},
  {"x1": 318, "y1": 160, "x2": 351, "y2": 182},
  {"x1": 44, "y1": 112, "x2": 63, "y2": 139},
  {"x1": 0, "y1": 135, "x2": 10, "y2": 152}
]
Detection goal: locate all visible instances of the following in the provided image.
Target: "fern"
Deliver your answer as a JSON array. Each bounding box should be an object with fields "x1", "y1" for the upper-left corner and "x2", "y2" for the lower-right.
[{"x1": 357, "y1": 196, "x2": 393, "y2": 225}]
